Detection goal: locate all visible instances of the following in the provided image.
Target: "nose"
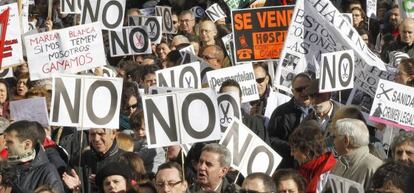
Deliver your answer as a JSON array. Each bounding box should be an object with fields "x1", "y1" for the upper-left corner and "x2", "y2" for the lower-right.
[{"x1": 401, "y1": 151, "x2": 409, "y2": 161}]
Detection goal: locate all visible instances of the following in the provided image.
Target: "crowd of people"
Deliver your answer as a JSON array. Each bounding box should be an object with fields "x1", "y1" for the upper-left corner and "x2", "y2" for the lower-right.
[{"x1": 0, "y1": 0, "x2": 413, "y2": 193}]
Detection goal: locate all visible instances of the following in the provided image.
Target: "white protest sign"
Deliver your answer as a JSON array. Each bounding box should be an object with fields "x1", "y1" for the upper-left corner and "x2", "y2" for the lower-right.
[
  {"x1": 369, "y1": 79, "x2": 414, "y2": 132},
  {"x1": 328, "y1": 174, "x2": 364, "y2": 193},
  {"x1": 50, "y1": 75, "x2": 123, "y2": 129},
  {"x1": 263, "y1": 90, "x2": 291, "y2": 127},
  {"x1": 148, "y1": 87, "x2": 192, "y2": 95},
  {"x1": 275, "y1": 0, "x2": 386, "y2": 91},
  {"x1": 398, "y1": 0, "x2": 414, "y2": 18},
  {"x1": 81, "y1": 0, "x2": 126, "y2": 30},
  {"x1": 140, "y1": 8, "x2": 155, "y2": 16},
  {"x1": 128, "y1": 16, "x2": 162, "y2": 44},
  {"x1": 0, "y1": 67, "x2": 13, "y2": 78},
  {"x1": 320, "y1": 50, "x2": 354, "y2": 92},
  {"x1": 0, "y1": 3, "x2": 23, "y2": 68},
  {"x1": 191, "y1": 6, "x2": 205, "y2": 18},
  {"x1": 222, "y1": 33, "x2": 235, "y2": 65},
  {"x1": 366, "y1": 0, "x2": 377, "y2": 18},
  {"x1": 206, "y1": 3, "x2": 226, "y2": 22},
  {"x1": 61, "y1": 0, "x2": 82, "y2": 14},
  {"x1": 143, "y1": 88, "x2": 221, "y2": 148},
  {"x1": 109, "y1": 26, "x2": 152, "y2": 57},
  {"x1": 10, "y1": 97, "x2": 49, "y2": 127},
  {"x1": 207, "y1": 63, "x2": 258, "y2": 103},
  {"x1": 220, "y1": 119, "x2": 282, "y2": 176},
  {"x1": 155, "y1": 6, "x2": 175, "y2": 34},
  {"x1": 156, "y1": 62, "x2": 201, "y2": 89},
  {"x1": 179, "y1": 45, "x2": 196, "y2": 57},
  {"x1": 24, "y1": 22, "x2": 106, "y2": 80},
  {"x1": 217, "y1": 91, "x2": 241, "y2": 133}
]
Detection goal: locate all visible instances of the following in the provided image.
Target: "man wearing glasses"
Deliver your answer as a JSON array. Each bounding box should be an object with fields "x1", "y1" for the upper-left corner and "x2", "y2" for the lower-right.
[
  {"x1": 267, "y1": 73, "x2": 311, "y2": 168},
  {"x1": 178, "y1": 10, "x2": 196, "y2": 36},
  {"x1": 155, "y1": 162, "x2": 188, "y2": 193}
]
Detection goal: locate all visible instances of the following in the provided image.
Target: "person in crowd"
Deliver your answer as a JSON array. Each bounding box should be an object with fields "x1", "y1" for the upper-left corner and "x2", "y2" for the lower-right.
[
  {"x1": 201, "y1": 45, "x2": 225, "y2": 70},
  {"x1": 189, "y1": 143, "x2": 239, "y2": 193},
  {"x1": 13, "y1": 72, "x2": 30, "y2": 101},
  {"x1": 156, "y1": 41, "x2": 171, "y2": 61},
  {"x1": 331, "y1": 118, "x2": 383, "y2": 189},
  {"x1": 116, "y1": 133, "x2": 134, "y2": 152},
  {"x1": 0, "y1": 80, "x2": 10, "y2": 120},
  {"x1": 249, "y1": 62, "x2": 271, "y2": 116},
  {"x1": 390, "y1": 132, "x2": 414, "y2": 165},
  {"x1": 154, "y1": 162, "x2": 188, "y2": 193},
  {"x1": 382, "y1": 18, "x2": 414, "y2": 62},
  {"x1": 351, "y1": 7, "x2": 367, "y2": 30},
  {"x1": 4, "y1": 120, "x2": 64, "y2": 192},
  {"x1": 241, "y1": 173, "x2": 276, "y2": 193},
  {"x1": 178, "y1": 10, "x2": 196, "y2": 36},
  {"x1": 267, "y1": 73, "x2": 311, "y2": 168},
  {"x1": 129, "y1": 110, "x2": 165, "y2": 174},
  {"x1": 368, "y1": 161, "x2": 414, "y2": 193},
  {"x1": 96, "y1": 162, "x2": 133, "y2": 193},
  {"x1": 121, "y1": 81, "x2": 140, "y2": 118},
  {"x1": 219, "y1": 79, "x2": 267, "y2": 142},
  {"x1": 273, "y1": 169, "x2": 307, "y2": 193},
  {"x1": 171, "y1": 35, "x2": 190, "y2": 50},
  {"x1": 302, "y1": 79, "x2": 340, "y2": 133},
  {"x1": 70, "y1": 128, "x2": 125, "y2": 192},
  {"x1": 0, "y1": 160, "x2": 24, "y2": 193},
  {"x1": 199, "y1": 20, "x2": 218, "y2": 47},
  {"x1": 119, "y1": 152, "x2": 149, "y2": 184},
  {"x1": 172, "y1": 12, "x2": 180, "y2": 33},
  {"x1": 289, "y1": 120, "x2": 336, "y2": 193},
  {"x1": 384, "y1": 5, "x2": 401, "y2": 39},
  {"x1": 394, "y1": 58, "x2": 414, "y2": 87},
  {"x1": 140, "y1": 64, "x2": 160, "y2": 91}
]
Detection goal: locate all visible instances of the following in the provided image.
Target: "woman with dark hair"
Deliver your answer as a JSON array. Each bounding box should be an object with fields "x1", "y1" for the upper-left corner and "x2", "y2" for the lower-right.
[
  {"x1": 0, "y1": 80, "x2": 10, "y2": 119},
  {"x1": 120, "y1": 82, "x2": 141, "y2": 131},
  {"x1": 288, "y1": 120, "x2": 336, "y2": 193},
  {"x1": 395, "y1": 58, "x2": 414, "y2": 87},
  {"x1": 351, "y1": 7, "x2": 367, "y2": 30},
  {"x1": 13, "y1": 72, "x2": 31, "y2": 101},
  {"x1": 368, "y1": 161, "x2": 414, "y2": 193},
  {"x1": 119, "y1": 152, "x2": 149, "y2": 184},
  {"x1": 273, "y1": 169, "x2": 307, "y2": 193}
]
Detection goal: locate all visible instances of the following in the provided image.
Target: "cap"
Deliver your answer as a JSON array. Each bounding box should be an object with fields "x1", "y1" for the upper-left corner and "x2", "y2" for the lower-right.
[{"x1": 96, "y1": 162, "x2": 132, "y2": 190}]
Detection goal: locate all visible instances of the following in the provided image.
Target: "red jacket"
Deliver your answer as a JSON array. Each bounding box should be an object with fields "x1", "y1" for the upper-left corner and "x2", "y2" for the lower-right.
[{"x1": 299, "y1": 152, "x2": 336, "y2": 193}]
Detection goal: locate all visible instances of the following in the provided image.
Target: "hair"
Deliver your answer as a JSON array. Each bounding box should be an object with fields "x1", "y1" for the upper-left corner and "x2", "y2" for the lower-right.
[
  {"x1": 351, "y1": 7, "x2": 366, "y2": 20},
  {"x1": 391, "y1": 132, "x2": 414, "y2": 159},
  {"x1": 244, "y1": 173, "x2": 276, "y2": 192},
  {"x1": 179, "y1": 10, "x2": 194, "y2": 19},
  {"x1": 398, "y1": 58, "x2": 414, "y2": 87},
  {"x1": 330, "y1": 106, "x2": 365, "y2": 131},
  {"x1": 0, "y1": 79, "x2": 10, "y2": 102},
  {"x1": 289, "y1": 120, "x2": 325, "y2": 161},
  {"x1": 201, "y1": 45, "x2": 225, "y2": 62},
  {"x1": 292, "y1": 73, "x2": 311, "y2": 86},
  {"x1": 219, "y1": 79, "x2": 242, "y2": 98},
  {"x1": 335, "y1": 118, "x2": 370, "y2": 148},
  {"x1": 121, "y1": 82, "x2": 140, "y2": 115},
  {"x1": 116, "y1": 133, "x2": 134, "y2": 152},
  {"x1": 370, "y1": 161, "x2": 414, "y2": 192},
  {"x1": 34, "y1": 185, "x2": 58, "y2": 193},
  {"x1": 140, "y1": 64, "x2": 160, "y2": 81},
  {"x1": 5, "y1": 120, "x2": 45, "y2": 146},
  {"x1": 253, "y1": 62, "x2": 271, "y2": 83},
  {"x1": 129, "y1": 110, "x2": 144, "y2": 130},
  {"x1": 119, "y1": 152, "x2": 148, "y2": 183},
  {"x1": 172, "y1": 35, "x2": 190, "y2": 45},
  {"x1": 273, "y1": 169, "x2": 306, "y2": 193},
  {"x1": 156, "y1": 161, "x2": 184, "y2": 181},
  {"x1": 127, "y1": 8, "x2": 140, "y2": 16},
  {"x1": 201, "y1": 143, "x2": 231, "y2": 167},
  {"x1": 136, "y1": 182, "x2": 157, "y2": 193},
  {"x1": 166, "y1": 50, "x2": 183, "y2": 67}
]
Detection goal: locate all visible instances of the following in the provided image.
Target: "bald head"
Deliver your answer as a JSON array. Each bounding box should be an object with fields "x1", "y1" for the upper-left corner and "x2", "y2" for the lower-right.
[
  {"x1": 201, "y1": 45, "x2": 225, "y2": 69},
  {"x1": 399, "y1": 18, "x2": 414, "y2": 45},
  {"x1": 199, "y1": 20, "x2": 217, "y2": 45}
]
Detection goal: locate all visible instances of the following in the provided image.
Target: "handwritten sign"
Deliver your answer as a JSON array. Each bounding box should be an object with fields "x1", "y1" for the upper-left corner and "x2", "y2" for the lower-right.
[
  {"x1": 24, "y1": 23, "x2": 106, "y2": 80},
  {"x1": 0, "y1": 3, "x2": 23, "y2": 69}
]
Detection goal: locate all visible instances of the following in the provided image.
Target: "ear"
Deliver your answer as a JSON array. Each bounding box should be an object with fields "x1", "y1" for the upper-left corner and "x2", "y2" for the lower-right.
[
  {"x1": 343, "y1": 135, "x2": 350, "y2": 148},
  {"x1": 24, "y1": 139, "x2": 33, "y2": 150},
  {"x1": 219, "y1": 166, "x2": 229, "y2": 178}
]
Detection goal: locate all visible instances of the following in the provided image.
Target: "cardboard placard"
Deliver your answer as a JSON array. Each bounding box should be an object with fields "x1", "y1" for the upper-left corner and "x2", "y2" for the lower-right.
[
  {"x1": 128, "y1": 16, "x2": 162, "y2": 44},
  {"x1": 155, "y1": 6, "x2": 175, "y2": 34},
  {"x1": 366, "y1": 0, "x2": 377, "y2": 18},
  {"x1": 191, "y1": 6, "x2": 205, "y2": 18},
  {"x1": 319, "y1": 50, "x2": 355, "y2": 92},
  {"x1": 109, "y1": 26, "x2": 152, "y2": 57},
  {"x1": 50, "y1": 75, "x2": 123, "y2": 129},
  {"x1": 232, "y1": 6, "x2": 294, "y2": 63},
  {"x1": 0, "y1": 67, "x2": 13, "y2": 78},
  {"x1": 206, "y1": 63, "x2": 258, "y2": 103},
  {"x1": 328, "y1": 174, "x2": 364, "y2": 193},
  {"x1": 81, "y1": 0, "x2": 126, "y2": 30},
  {"x1": 156, "y1": 62, "x2": 201, "y2": 89},
  {"x1": 206, "y1": 3, "x2": 226, "y2": 22},
  {"x1": 60, "y1": 0, "x2": 82, "y2": 14},
  {"x1": 0, "y1": 3, "x2": 23, "y2": 69},
  {"x1": 10, "y1": 97, "x2": 49, "y2": 127},
  {"x1": 0, "y1": 8, "x2": 9, "y2": 68},
  {"x1": 24, "y1": 22, "x2": 106, "y2": 80},
  {"x1": 217, "y1": 91, "x2": 241, "y2": 134}
]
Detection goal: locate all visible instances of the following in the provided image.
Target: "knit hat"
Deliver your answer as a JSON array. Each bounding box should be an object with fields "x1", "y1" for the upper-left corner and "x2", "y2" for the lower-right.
[{"x1": 95, "y1": 162, "x2": 132, "y2": 190}]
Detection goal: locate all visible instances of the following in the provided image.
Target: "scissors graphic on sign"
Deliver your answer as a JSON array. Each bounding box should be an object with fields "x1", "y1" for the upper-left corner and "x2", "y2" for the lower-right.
[
  {"x1": 376, "y1": 83, "x2": 393, "y2": 100},
  {"x1": 220, "y1": 103, "x2": 232, "y2": 124}
]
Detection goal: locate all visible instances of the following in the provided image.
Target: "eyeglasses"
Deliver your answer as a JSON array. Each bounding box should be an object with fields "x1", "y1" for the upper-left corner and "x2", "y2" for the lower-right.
[
  {"x1": 240, "y1": 189, "x2": 274, "y2": 193},
  {"x1": 202, "y1": 55, "x2": 216, "y2": 60},
  {"x1": 127, "y1": 103, "x2": 138, "y2": 110},
  {"x1": 256, "y1": 77, "x2": 267, "y2": 84},
  {"x1": 179, "y1": 19, "x2": 194, "y2": 23},
  {"x1": 155, "y1": 181, "x2": 182, "y2": 188},
  {"x1": 293, "y1": 86, "x2": 306, "y2": 93}
]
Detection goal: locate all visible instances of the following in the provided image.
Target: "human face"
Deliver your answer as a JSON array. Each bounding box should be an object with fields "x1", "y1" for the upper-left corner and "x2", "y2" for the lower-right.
[
  {"x1": 308, "y1": 94, "x2": 331, "y2": 116},
  {"x1": 389, "y1": 8, "x2": 401, "y2": 27},
  {"x1": 134, "y1": 121, "x2": 146, "y2": 139},
  {"x1": 127, "y1": 96, "x2": 138, "y2": 116},
  {"x1": 18, "y1": 63, "x2": 29, "y2": 74},
  {"x1": 167, "y1": 145, "x2": 181, "y2": 161},
  {"x1": 103, "y1": 175, "x2": 127, "y2": 193},
  {"x1": 197, "y1": 151, "x2": 228, "y2": 189},
  {"x1": 333, "y1": 130, "x2": 347, "y2": 156},
  {"x1": 395, "y1": 64, "x2": 414, "y2": 85},
  {"x1": 88, "y1": 128, "x2": 116, "y2": 154},
  {"x1": 172, "y1": 14, "x2": 179, "y2": 32},
  {"x1": 202, "y1": 47, "x2": 221, "y2": 69},
  {"x1": 220, "y1": 86, "x2": 241, "y2": 102},
  {"x1": 143, "y1": 73, "x2": 157, "y2": 89},
  {"x1": 157, "y1": 43, "x2": 171, "y2": 60},
  {"x1": 16, "y1": 78, "x2": 28, "y2": 97},
  {"x1": 399, "y1": 22, "x2": 414, "y2": 45},
  {"x1": 277, "y1": 179, "x2": 299, "y2": 193},
  {"x1": 254, "y1": 66, "x2": 269, "y2": 97},
  {"x1": 199, "y1": 21, "x2": 217, "y2": 45},
  {"x1": 4, "y1": 130, "x2": 31, "y2": 158},
  {"x1": 179, "y1": 13, "x2": 195, "y2": 34},
  {"x1": 290, "y1": 147, "x2": 308, "y2": 165},
  {"x1": 394, "y1": 142, "x2": 414, "y2": 165},
  {"x1": 361, "y1": 34, "x2": 369, "y2": 44},
  {"x1": 242, "y1": 178, "x2": 266, "y2": 192},
  {"x1": 0, "y1": 83, "x2": 7, "y2": 104},
  {"x1": 155, "y1": 168, "x2": 187, "y2": 193},
  {"x1": 291, "y1": 77, "x2": 310, "y2": 106},
  {"x1": 352, "y1": 9, "x2": 363, "y2": 27}
]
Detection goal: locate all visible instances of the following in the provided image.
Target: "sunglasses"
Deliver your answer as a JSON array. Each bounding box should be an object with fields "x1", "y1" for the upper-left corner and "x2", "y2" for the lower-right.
[
  {"x1": 256, "y1": 77, "x2": 267, "y2": 84},
  {"x1": 127, "y1": 103, "x2": 138, "y2": 109},
  {"x1": 293, "y1": 86, "x2": 306, "y2": 93}
]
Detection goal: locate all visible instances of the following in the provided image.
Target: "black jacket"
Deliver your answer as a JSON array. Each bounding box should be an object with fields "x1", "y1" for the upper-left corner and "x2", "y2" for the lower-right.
[
  {"x1": 189, "y1": 176, "x2": 240, "y2": 193},
  {"x1": 14, "y1": 146, "x2": 65, "y2": 193},
  {"x1": 242, "y1": 110, "x2": 268, "y2": 143}
]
